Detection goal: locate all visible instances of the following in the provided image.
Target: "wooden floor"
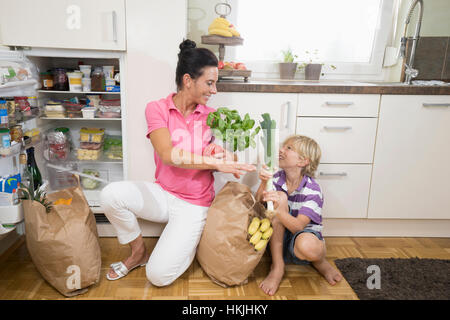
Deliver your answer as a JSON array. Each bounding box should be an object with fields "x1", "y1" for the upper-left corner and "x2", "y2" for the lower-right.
[{"x1": 1, "y1": 236, "x2": 449, "y2": 300}]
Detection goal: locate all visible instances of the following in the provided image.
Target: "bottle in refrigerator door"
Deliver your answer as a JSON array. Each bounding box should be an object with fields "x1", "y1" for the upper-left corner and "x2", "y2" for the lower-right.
[
  {"x1": 26, "y1": 147, "x2": 43, "y2": 191},
  {"x1": 0, "y1": 99, "x2": 9, "y2": 128}
]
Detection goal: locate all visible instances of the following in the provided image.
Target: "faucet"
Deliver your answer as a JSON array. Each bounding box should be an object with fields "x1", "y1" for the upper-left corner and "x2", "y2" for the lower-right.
[{"x1": 400, "y1": 0, "x2": 424, "y2": 84}]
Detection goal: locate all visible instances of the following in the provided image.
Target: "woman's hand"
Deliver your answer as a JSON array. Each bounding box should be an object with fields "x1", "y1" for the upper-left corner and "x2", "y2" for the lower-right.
[
  {"x1": 214, "y1": 160, "x2": 256, "y2": 179},
  {"x1": 262, "y1": 190, "x2": 288, "y2": 211}
]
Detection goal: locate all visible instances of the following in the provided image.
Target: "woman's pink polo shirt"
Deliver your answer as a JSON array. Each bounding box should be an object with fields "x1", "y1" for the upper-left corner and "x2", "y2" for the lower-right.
[{"x1": 145, "y1": 93, "x2": 216, "y2": 207}]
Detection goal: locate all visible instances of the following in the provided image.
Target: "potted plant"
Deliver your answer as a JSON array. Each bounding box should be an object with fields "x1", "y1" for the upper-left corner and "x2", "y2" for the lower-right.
[
  {"x1": 279, "y1": 48, "x2": 298, "y2": 80},
  {"x1": 297, "y1": 49, "x2": 336, "y2": 80}
]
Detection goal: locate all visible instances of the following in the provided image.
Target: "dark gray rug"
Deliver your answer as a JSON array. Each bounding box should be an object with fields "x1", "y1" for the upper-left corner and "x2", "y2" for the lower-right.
[{"x1": 334, "y1": 257, "x2": 450, "y2": 300}]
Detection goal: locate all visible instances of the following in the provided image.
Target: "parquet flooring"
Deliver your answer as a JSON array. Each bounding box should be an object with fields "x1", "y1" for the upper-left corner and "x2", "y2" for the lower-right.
[{"x1": 1, "y1": 236, "x2": 449, "y2": 300}]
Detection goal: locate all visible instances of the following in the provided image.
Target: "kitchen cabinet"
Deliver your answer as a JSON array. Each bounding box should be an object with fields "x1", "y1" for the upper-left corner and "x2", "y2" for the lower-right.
[
  {"x1": 0, "y1": 0, "x2": 126, "y2": 51},
  {"x1": 317, "y1": 164, "x2": 372, "y2": 218},
  {"x1": 368, "y1": 95, "x2": 450, "y2": 219},
  {"x1": 296, "y1": 93, "x2": 380, "y2": 219},
  {"x1": 209, "y1": 92, "x2": 298, "y2": 193}
]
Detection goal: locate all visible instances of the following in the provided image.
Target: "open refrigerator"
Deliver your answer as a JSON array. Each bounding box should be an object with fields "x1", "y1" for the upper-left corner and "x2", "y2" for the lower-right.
[{"x1": 0, "y1": 47, "x2": 127, "y2": 243}]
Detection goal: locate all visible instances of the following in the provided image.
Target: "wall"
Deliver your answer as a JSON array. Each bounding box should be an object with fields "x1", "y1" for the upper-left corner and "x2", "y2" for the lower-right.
[{"x1": 125, "y1": 0, "x2": 187, "y2": 181}]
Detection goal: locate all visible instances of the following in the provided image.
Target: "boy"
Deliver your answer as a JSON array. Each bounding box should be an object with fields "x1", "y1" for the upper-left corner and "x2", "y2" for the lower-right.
[{"x1": 256, "y1": 135, "x2": 342, "y2": 296}]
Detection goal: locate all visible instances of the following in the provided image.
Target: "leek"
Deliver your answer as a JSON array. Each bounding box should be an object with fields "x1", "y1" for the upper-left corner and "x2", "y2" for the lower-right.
[{"x1": 260, "y1": 113, "x2": 277, "y2": 212}]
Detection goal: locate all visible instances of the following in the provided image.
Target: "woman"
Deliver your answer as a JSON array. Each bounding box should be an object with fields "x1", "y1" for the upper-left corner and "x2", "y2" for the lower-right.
[{"x1": 101, "y1": 39, "x2": 255, "y2": 286}]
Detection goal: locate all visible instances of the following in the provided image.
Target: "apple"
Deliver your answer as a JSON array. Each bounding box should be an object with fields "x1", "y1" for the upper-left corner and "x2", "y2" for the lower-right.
[
  {"x1": 235, "y1": 63, "x2": 247, "y2": 70},
  {"x1": 218, "y1": 61, "x2": 224, "y2": 70}
]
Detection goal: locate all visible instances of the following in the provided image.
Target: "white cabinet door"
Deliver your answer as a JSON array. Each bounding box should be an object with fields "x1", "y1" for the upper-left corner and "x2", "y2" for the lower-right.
[
  {"x1": 0, "y1": 0, "x2": 126, "y2": 51},
  {"x1": 368, "y1": 95, "x2": 450, "y2": 219},
  {"x1": 317, "y1": 164, "x2": 372, "y2": 218},
  {"x1": 296, "y1": 117, "x2": 378, "y2": 163},
  {"x1": 209, "y1": 92, "x2": 298, "y2": 193}
]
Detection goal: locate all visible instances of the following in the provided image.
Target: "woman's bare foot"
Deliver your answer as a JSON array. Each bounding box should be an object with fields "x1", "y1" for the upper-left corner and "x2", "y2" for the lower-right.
[
  {"x1": 312, "y1": 258, "x2": 343, "y2": 285},
  {"x1": 108, "y1": 241, "x2": 150, "y2": 280},
  {"x1": 259, "y1": 264, "x2": 285, "y2": 296}
]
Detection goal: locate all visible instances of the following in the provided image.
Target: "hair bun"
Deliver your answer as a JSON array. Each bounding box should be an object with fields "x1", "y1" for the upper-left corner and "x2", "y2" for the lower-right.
[{"x1": 179, "y1": 39, "x2": 197, "y2": 53}]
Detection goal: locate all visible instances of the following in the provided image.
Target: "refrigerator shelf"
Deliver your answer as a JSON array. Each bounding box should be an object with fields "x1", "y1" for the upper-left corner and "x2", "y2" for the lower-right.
[
  {"x1": 38, "y1": 90, "x2": 120, "y2": 95},
  {"x1": 39, "y1": 117, "x2": 122, "y2": 121}
]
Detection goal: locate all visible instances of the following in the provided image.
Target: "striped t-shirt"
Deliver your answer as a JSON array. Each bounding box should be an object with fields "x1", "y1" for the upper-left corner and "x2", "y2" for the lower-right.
[{"x1": 272, "y1": 170, "x2": 324, "y2": 236}]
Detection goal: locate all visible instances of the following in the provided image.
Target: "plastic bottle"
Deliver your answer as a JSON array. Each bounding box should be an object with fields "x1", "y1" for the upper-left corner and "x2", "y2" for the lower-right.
[{"x1": 0, "y1": 99, "x2": 9, "y2": 128}]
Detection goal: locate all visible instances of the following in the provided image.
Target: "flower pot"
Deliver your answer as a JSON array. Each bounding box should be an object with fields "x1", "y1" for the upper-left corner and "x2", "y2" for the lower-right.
[
  {"x1": 305, "y1": 63, "x2": 322, "y2": 80},
  {"x1": 279, "y1": 62, "x2": 297, "y2": 80}
]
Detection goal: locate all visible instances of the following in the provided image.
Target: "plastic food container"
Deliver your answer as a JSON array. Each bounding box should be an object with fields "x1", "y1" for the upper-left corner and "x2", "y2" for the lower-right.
[
  {"x1": 82, "y1": 107, "x2": 96, "y2": 119},
  {"x1": 77, "y1": 148, "x2": 102, "y2": 160},
  {"x1": 82, "y1": 78, "x2": 91, "y2": 92},
  {"x1": 104, "y1": 135, "x2": 123, "y2": 159},
  {"x1": 79, "y1": 65, "x2": 92, "y2": 78},
  {"x1": 63, "y1": 102, "x2": 84, "y2": 118},
  {"x1": 80, "y1": 127, "x2": 105, "y2": 143},
  {"x1": 103, "y1": 66, "x2": 114, "y2": 79},
  {"x1": 80, "y1": 141, "x2": 102, "y2": 150},
  {"x1": 81, "y1": 169, "x2": 100, "y2": 190},
  {"x1": 67, "y1": 71, "x2": 83, "y2": 92}
]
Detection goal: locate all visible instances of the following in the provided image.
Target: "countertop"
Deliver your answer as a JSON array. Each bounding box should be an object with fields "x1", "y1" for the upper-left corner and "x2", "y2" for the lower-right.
[{"x1": 216, "y1": 79, "x2": 450, "y2": 95}]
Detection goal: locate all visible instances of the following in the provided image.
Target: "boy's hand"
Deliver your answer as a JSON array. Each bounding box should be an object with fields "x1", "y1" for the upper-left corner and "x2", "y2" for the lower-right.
[
  {"x1": 259, "y1": 164, "x2": 276, "y2": 183},
  {"x1": 263, "y1": 190, "x2": 288, "y2": 211}
]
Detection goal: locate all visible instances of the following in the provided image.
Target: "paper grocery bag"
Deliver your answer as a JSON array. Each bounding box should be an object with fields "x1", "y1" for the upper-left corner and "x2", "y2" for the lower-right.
[
  {"x1": 23, "y1": 178, "x2": 101, "y2": 297},
  {"x1": 196, "y1": 181, "x2": 268, "y2": 287}
]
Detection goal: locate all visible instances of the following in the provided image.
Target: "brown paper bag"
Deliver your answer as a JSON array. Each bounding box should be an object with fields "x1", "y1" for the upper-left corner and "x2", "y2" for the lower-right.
[
  {"x1": 196, "y1": 181, "x2": 268, "y2": 287},
  {"x1": 23, "y1": 178, "x2": 101, "y2": 297}
]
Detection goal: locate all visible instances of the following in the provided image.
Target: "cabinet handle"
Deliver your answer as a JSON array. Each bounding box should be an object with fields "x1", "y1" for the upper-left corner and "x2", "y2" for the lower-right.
[
  {"x1": 422, "y1": 103, "x2": 450, "y2": 107},
  {"x1": 323, "y1": 126, "x2": 352, "y2": 130},
  {"x1": 319, "y1": 172, "x2": 347, "y2": 177},
  {"x1": 325, "y1": 101, "x2": 354, "y2": 106},
  {"x1": 112, "y1": 10, "x2": 118, "y2": 43}
]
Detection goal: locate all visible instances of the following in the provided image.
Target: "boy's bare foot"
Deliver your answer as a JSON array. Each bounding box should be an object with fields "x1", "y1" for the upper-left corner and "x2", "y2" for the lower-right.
[
  {"x1": 312, "y1": 259, "x2": 343, "y2": 285},
  {"x1": 259, "y1": 265, "x2": 285, "y2": 296},
  {"x1": 108, "y1": 243, "x2": 150, "y2": 280}
]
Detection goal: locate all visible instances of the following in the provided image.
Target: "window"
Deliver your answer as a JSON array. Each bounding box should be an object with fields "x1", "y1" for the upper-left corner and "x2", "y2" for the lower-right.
[{"x1": 224, "y1": 0, "x2": 395, "y2": 79}]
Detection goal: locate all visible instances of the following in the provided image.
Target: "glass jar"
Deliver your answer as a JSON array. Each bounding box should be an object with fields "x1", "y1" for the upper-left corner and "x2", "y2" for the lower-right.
[
  {"x1": 10, "y1": 125, "x2": 23, "y2": 143},
  {"x1": 53, "y1": 68, "x2": 69, "y2": 91},
  {"x1": 40, "y1": 72, "x2": 54, "y2": 90},
  {"x1": 91, "y1": 67, "x2": 105, "y2": 92}
]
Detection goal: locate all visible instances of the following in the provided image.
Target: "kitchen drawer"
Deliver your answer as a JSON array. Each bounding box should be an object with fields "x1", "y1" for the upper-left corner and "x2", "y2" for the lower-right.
[
  {"x1": 296, "y1": 117, "x2": 377, "y2": 163},
  {"x1": 316, "y1": 164, "x2": 372, "y2": 218},
  {"x1": 298, "y1": 94, "x2": 380, "y2": 117}
]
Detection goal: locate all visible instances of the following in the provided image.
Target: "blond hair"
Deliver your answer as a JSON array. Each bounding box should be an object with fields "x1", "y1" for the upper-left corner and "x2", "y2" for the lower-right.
[{"x1": 282, "y1": 135, "x2": 321, "y2": 177}]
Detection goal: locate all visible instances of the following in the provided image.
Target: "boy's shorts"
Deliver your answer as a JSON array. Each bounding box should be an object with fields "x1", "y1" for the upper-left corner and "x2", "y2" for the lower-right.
[{"x1": 283, "y1": 229, "x2": 324, "y2": 265}]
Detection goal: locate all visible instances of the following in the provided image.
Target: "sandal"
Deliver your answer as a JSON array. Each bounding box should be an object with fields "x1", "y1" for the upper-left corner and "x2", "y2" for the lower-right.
[{"x1": 106, "y1": 261, "x2": 147, "y2": 281}]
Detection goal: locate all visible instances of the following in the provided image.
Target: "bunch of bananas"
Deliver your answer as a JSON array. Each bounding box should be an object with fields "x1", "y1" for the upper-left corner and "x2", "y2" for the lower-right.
[
  {"x1": 208, "y1": 17, "x2": 240, "y2": 37},
  {"x1": 247, "y1": 217, "x2": 273, "y2": 251}
]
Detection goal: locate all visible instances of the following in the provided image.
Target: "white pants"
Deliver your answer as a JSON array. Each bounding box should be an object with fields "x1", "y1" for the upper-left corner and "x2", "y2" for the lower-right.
[{"x1": 100, "y1": 181, "x2": 208, "y2": 287}]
